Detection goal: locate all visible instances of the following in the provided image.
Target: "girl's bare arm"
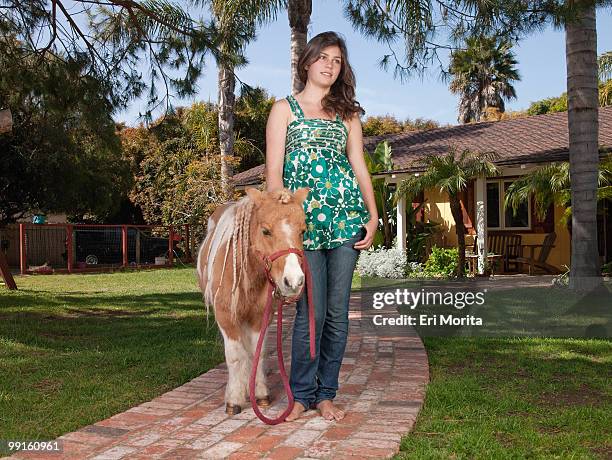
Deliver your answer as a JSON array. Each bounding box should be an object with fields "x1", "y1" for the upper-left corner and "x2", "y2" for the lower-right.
[
  {"x1": 264, "y1": 100, "x2": 290, "y2": 192},
  {"x1": 346, "y1": 114, "x2": 378, "y2": 249}
]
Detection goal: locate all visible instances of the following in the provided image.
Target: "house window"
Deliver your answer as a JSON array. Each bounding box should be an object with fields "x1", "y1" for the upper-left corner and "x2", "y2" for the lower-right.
[
  {"x1": 486, "y1": 180, "x2": 530, "y2": 230},
  {"x1": 486, "y1": 183, "x2": 500, "y2": 228}
]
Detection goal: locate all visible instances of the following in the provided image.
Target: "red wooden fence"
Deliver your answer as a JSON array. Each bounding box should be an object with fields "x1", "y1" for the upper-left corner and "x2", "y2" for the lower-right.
[{"x1": 7, "y1": 223, "x2": 201, "y2": 275}]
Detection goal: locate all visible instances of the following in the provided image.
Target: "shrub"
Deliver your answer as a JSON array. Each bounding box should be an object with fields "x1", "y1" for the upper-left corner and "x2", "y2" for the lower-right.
[
  {"x1": 357, "y1": 247, "x2": 407, "y2": 279},
  {"x1": 406, "y1": 262, "x2": 428, "y2": 279},
  {"x1": 423, "y1": 246, "x2": 459, "y2": 278}
]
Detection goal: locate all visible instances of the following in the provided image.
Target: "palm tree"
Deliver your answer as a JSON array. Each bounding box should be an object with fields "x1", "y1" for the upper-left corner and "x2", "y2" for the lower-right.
[
  {"x1": 525, "y1": 51, "x2": 612, "y2": 114},
  {"x1": 448, "y1": 36, "x2": 520, "y2": 124},
  {"x1": 506, "y1": 163, "x2": 572, "y2": 225},
  {"x1": 0, "y1": 116, "x2": 16, "y2": 290},
  {"x1": 217, "y1": 52, "x2": 238, "y2": 201},
  {"x1": 364, "y1": 141, "x2": 395, "y2": 248},
  {"x1": 234, "y1": 87, "x2": 276, "y2": 172},
  {"x1": 343, "y1": 0, "x2": 609, "y2": 290},
  {"x1": 598, "y1": 51, "x2": 612, "y2": 107},
  {"x1": 565, "y1": 3, "x2": 601, "y2": 290},
  {"x1": 599, "y1": 51, "x2": 612, "y2": 81},
  {"x1": 288, "y1": 0, "x2": 312, "y2": 95},
  {"x1": 505, "y1": 157, "x2": 612, "y2": 232},
  {"x1": 395, "y1": 150, "x2": 498, "y2": 278},
  {"x1": 208, "y1": 0, "x2": 281, "y2": 200}
]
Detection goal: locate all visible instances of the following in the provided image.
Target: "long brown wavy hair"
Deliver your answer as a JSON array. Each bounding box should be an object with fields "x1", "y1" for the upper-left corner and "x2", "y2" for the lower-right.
[{"x1": 297, "y1": 31, "x2": 365, "y2": 121}]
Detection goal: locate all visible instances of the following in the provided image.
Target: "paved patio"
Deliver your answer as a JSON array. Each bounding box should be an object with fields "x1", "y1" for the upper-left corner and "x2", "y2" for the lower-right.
[{"x1": 7, "y1": 292, "x2": 429, "y2": 460}]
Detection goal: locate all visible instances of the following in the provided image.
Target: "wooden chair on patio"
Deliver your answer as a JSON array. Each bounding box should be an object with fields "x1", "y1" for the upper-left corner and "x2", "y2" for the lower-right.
[
  {"x1": 516, "y1": 232, "x2": 559, "y2": 275},
  {"x1": 473, "y1": 233, "x2": 522, "y2": 273}
]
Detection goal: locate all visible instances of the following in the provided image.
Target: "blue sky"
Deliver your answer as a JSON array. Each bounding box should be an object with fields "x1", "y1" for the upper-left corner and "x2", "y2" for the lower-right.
[{"x1": 117, "y1": 2, "x2": 612, "y2": 126}]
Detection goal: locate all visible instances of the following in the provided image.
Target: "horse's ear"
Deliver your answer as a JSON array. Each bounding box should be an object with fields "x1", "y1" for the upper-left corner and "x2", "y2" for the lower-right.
[
  {"x1": 293, "y1": 187, "x2": 310, "y2": 205},
  {"x1": 245, "y1": 187, "x2": 263, "y2": 205}
]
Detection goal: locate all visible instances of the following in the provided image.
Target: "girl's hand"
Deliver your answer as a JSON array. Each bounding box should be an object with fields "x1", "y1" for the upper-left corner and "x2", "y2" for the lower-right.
[{"x1": 353, "y1": 218, "x2": 378, "y2": 250}]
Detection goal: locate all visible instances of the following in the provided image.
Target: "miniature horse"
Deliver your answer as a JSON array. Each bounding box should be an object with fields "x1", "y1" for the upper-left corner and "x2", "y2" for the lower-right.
[{"x1": 197, "y1": 187, "x2": 310, "y2": 415}]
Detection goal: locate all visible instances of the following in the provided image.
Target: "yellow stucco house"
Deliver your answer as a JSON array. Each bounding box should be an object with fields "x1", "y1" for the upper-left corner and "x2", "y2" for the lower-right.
[{"x1": 232, "y1": 106, "x2": 612, "y2": 274}]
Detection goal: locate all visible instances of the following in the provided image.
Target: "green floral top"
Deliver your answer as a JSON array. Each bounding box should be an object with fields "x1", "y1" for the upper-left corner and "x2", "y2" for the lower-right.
[{"x1": 283, "y1": 95, "x2": 370, "y2": 250}]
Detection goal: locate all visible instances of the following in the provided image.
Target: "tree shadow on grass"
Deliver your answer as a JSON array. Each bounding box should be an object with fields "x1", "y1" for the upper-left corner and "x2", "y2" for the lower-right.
[
  {"x1": 0, "y1": 309, "x2": 220, "y2": 352},
  {"x1": 424, "y1": 337, "x2": 612, "y2": 391},
  {"x1": 0, "y1": 291, "x2": 206, "y2": 313},
  {"x1": 0, "y1": 290, "x2": 219, "y2": 356}
]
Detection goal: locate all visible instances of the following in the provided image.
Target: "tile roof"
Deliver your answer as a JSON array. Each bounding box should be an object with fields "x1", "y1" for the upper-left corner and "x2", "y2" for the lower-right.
[{"x1": 232, "y1": 106, "x2": 612, "y2": 186}]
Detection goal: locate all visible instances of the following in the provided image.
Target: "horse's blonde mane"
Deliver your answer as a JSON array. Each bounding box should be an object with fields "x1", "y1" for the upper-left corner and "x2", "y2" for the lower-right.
[
  {"x1": 211, "y1": 188, "x2": 295, "y2": 323},
  {"x1": 213, "y1": 194, "x2": 255, "y2": 323}
]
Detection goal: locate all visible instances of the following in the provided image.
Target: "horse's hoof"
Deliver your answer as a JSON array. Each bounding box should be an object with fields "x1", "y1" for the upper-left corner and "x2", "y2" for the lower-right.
[
  {"x1": 225, "y1": 403, "x2": 242, "y2": 415},
  {"x1": 256, "y1": 395, "x2": 271, "y2": 407}
]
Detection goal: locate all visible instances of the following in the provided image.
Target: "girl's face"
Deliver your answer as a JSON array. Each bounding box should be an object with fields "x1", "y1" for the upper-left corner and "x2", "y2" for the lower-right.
[{"x1": 305, "y1": 45, "x2": 343, "y2": 87}]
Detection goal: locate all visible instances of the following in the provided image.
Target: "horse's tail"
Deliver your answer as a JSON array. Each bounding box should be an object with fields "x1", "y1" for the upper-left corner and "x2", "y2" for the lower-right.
[
  {"x1": 195, "y1": 240, "x2": 210, "y2": 328},
  {"x1": 197, "y1": 207, "x2": 230, "y2": 324}
]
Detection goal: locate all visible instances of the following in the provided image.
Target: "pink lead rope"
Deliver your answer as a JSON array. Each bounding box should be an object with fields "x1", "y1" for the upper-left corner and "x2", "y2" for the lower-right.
[{"x1": 249, "y1": 248, "x2": 315, "y2": 425}]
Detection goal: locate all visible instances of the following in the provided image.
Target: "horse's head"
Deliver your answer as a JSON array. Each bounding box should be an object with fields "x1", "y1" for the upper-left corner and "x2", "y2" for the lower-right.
[{"x1": 246, "y1": 187, "x2": 310, "y2": 298}]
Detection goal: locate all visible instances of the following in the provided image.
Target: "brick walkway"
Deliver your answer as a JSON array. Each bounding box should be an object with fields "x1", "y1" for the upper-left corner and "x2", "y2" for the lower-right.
[{"x1": 7, "y1": 293, "x2": 429, "y2": 460}]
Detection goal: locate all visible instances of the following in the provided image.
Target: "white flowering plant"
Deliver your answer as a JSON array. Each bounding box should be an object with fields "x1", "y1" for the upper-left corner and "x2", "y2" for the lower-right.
[{"x1": 356, "y1": 246, "x2": 408, "y2": 279}]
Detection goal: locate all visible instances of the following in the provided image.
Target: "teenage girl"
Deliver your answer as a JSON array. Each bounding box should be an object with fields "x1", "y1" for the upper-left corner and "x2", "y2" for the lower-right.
[{"x1": 265, "y1": 31, "x2": 378, "y2": 421}]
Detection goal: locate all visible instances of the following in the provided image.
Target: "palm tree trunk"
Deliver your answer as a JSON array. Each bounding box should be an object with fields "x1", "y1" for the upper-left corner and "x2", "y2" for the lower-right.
[
  {"x1": 288, "y1": 0, "x2": 311, "y2": 95},
  {"x1": 449, "y1": 194, "x2": 466, "y2": 278},
  {"x1": 218, "y1": 55, "x2": 236, "y2": 201},
  {"x1": 566, "y1": 2, "x2": 602, "y2": 291},
  {"x1": 477, "y1": 75, "x2": 485, "y2": 122},
  {"x1": 0, "y1": 114, "x2": 16, "y2": 289}
]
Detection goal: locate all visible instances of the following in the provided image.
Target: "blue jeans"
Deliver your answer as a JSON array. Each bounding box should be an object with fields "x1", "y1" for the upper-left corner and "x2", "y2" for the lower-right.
[{"x1": 290, "y1": 226, "x2": 365, "y2": 409}]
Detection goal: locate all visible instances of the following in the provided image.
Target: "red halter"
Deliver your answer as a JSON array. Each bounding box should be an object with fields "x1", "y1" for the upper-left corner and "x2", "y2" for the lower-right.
[{"x1": 249, "y1": 247, "x2": 316, "y2": 425}]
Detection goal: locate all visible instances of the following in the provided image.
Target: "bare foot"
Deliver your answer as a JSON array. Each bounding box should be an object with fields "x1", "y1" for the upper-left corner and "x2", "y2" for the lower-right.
[
  {"x1": 285, "y1": 401, "x2": 306, "y2": 422},
  {"x1": 316, "y1": 400, "x2": 345, "y2": 421}
]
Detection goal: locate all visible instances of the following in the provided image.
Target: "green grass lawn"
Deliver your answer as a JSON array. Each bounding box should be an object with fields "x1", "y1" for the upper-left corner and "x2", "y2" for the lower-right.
[
  {"x1": 0, "y1": 267, "x2": 223, "y2": 447},
  {"x1": 2, "y1": 268, "x2": 611, "y2": 459},
  {"x1": 357, "y1": 277, "x2": 612, "y2": 458},
  {"x1": 398, "y1": 337, "x2": 612, "y2": 459}
]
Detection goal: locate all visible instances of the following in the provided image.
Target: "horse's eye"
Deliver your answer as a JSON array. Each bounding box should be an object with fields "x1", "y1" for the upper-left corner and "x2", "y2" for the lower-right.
[
  {"x1": 301, "y1": 229, "x2": 306, "y2": 235},
  {"x1": 262, "y1": 228, "x2": 272, "y2": 236}
]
